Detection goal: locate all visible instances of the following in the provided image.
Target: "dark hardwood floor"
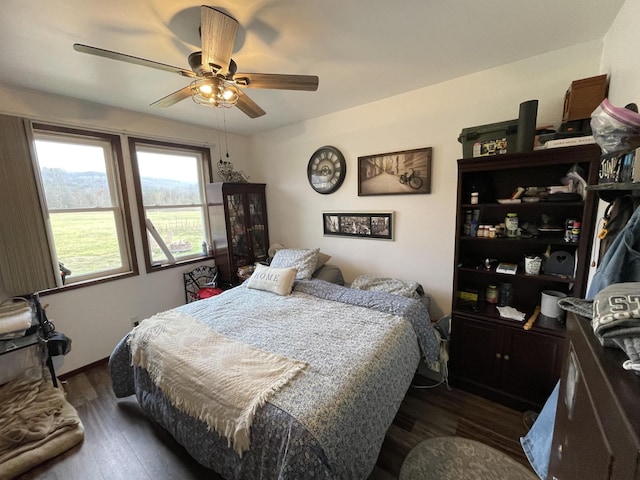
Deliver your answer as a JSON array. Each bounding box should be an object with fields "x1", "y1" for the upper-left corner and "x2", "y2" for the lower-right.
[{"x1": 15, "y1": 362, "x2": 535, "y2": 479}]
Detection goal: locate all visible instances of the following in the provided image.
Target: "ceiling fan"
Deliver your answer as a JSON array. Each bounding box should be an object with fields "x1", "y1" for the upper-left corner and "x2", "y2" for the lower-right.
[{"x1": 73, "y1": 5, "x2": 319, "y2": 118}]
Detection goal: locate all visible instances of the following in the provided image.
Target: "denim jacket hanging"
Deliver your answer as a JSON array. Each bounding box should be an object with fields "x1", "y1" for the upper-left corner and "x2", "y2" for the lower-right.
[{"x1": 588, "y1": 203, "x2": 640, "y2": 299}]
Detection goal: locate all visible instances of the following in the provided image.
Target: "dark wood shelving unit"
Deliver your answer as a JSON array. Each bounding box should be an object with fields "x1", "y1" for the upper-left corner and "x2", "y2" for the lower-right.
[
  {"x1": 586, "y1": 181, "x2": 640, "y2": 191},
  {"x1": 448, "y1": 144, "x2": 602, "y2": 411}
]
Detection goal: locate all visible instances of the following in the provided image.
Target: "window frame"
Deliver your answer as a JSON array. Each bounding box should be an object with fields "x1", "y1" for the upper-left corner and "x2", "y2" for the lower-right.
[
  {"x1": 32, "y1": 123, "x2": 138, "y2": 291},
  {"x1": 128, "y1": 137, "x2": 213, "y2": 273}
]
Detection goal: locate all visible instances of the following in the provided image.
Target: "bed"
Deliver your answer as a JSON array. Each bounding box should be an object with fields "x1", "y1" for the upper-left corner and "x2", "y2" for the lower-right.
[{"x1": 109, "y1": 251, "x2": 440, "y2": 479}]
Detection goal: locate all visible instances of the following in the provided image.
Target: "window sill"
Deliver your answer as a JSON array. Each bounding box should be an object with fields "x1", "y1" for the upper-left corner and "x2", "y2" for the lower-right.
[
  {"x1": 39, "y1": 270, "x2": 139, "y2": 296},
  {"x1": 145, "y1": 255, "x2": 214, "y2": 274}
]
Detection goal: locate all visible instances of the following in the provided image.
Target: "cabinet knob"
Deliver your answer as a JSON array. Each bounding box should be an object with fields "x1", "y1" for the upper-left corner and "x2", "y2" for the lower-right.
[
  {"x1": 504, "y1": 354, "x2": 510, "y2": 361},
  {"x1": 496, "y1": 353, "x2": 502, "y2": 359}
]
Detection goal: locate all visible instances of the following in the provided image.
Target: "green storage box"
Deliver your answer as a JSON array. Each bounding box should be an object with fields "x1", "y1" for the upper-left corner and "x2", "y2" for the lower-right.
[{"x1": 458, "y1": 119, "x2": 519, "y2": 158}]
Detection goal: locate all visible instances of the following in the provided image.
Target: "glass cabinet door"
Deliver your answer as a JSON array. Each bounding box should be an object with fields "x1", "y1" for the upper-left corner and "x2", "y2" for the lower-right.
[
  {"x1": 248, "y1": 192, "x2": 268, "y2": 261},
  {"x1": 226, "y1": 193, "x2": 250, "y2": 267}
]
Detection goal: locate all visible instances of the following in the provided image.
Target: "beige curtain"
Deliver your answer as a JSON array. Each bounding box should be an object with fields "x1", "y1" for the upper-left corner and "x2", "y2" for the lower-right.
[{"x1": 0, "y1": 114, "x2": 57, "y2": 295}]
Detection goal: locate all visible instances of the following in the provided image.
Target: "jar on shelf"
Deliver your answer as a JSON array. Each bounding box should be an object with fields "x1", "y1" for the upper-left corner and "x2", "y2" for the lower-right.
[
  {"x1": 486, "y1": 284, "x2": 498, "y2": 304},
  {"x1": 505, "y1": 213, "x2": 519, "y2": 238},
  {"x1": 471, "y1": 192, "x2": 479, "y2": 205}
]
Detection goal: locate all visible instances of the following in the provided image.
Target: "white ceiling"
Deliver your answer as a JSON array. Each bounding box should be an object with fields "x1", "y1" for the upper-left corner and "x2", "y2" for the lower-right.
[{"x1": 0, "y1": 0, "x2": 625, "y2": 136}]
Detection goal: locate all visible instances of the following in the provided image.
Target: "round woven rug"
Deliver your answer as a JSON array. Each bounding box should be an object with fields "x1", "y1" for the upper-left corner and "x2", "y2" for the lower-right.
[{"x1": 399, "y1": 436, "x2": 538, "y2": 480}]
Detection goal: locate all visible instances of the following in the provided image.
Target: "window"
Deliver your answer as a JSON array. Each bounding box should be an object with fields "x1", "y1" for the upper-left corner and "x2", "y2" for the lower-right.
[
  {"x1": 129, "y1": 138, "x2": 212, "y2": 271},
  {"x1": 32, "y1": 125, "x2": 136, "y2": 286}
]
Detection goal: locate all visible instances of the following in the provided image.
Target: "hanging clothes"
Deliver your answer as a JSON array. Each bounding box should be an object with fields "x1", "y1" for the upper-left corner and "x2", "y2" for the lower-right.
[
  {"x1": 588, "y1": 202, "x2": 640, "y2": 299},
  {"x1": 597, "y1": 194, "x2": 636, "y2": 261}
]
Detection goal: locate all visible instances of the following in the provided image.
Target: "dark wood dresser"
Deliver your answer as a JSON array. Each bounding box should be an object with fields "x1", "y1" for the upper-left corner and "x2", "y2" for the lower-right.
[{"x1": 549, "y1": 312, "x2": 640, "y2": 479}]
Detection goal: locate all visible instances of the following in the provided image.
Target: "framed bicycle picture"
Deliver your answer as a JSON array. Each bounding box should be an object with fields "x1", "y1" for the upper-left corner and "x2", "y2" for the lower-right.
[
  {"x1": 323, "y1": 212, "x2": 393, "y2": 240},
  {"x1": 357, "y1": 146, "x2": 432, "y2": 196}
]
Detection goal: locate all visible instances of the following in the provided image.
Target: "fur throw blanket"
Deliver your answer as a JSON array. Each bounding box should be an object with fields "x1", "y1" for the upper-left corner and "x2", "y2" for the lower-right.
[{"x1": 0, "y1": 367, "x2": 81, "y2": 468}]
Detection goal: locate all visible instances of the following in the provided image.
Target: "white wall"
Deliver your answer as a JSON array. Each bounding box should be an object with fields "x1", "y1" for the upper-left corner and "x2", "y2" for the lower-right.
[
  {"x1": 601, "y1": 0, "x2": 640, "y2": 104},
  {"x1": 0, "y1": 85, "x2": 251, "y2": 374},
  {"x1": 252, "y1": 40, "x2": 604, "y2": 319}
]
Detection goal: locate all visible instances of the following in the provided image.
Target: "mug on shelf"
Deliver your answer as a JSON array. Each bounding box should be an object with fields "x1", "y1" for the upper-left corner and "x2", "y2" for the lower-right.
[{"x1": 524, "y1": 254, "x2": 542, "y2": 275}]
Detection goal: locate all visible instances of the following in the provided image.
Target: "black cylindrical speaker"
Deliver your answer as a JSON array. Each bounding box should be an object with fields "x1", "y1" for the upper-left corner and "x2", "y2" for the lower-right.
[{"x1": 516, "y1": 99, "x2": 538, "y2": 152}]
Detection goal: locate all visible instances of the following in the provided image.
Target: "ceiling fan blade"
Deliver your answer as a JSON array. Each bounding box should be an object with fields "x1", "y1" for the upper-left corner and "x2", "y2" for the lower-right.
[
  {"x1": 236, "y1": 90, "x2": 266, "y2": 118},
  {"x1": 234, "y1": 73, "x2": 319, "y2": 91},
  {"x1": 150, "y1": 86, "x2": 193, "y2": 108},
  {"x1": 73, "y1": 43, "x2": 196, "y2": 78},
  {"x1": 200, "y1": 6, "x2": 238, "y2": 75}
]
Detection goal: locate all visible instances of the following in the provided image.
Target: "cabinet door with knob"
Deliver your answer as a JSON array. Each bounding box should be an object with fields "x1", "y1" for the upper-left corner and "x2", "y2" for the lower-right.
[
  {"x1": 449, "y1": 314, "x2": 564, "y2": 410},
  {"x1": 449, "y1": 144, "x2": 601, "y2": 410}
]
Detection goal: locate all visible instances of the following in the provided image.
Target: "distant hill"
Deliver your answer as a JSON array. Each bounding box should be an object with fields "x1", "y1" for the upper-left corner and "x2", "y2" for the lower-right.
[{"x1": 40, "y1": 168, "x2": 199, "y2": 209}]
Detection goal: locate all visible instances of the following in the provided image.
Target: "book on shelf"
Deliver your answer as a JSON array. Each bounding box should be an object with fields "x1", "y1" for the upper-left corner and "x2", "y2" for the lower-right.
[
  {"x1": 544, "y1": 135, "x2": 595, "y2": 149},
  {"x1": 496, "y1": 262, "x2": 518, "y2": 275}
]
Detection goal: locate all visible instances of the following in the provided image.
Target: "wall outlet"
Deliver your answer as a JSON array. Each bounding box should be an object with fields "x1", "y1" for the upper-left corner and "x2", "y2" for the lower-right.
[{"x1": 130, "y1": 315, "x2": 140, "y2": 328}]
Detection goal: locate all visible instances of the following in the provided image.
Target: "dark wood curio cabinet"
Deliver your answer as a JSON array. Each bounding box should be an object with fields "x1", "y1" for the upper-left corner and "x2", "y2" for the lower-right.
[
  {"x1": 206, "y1": 183, "x2": 269, "y2": 287},
  {"x1": 448, "y1": 144, "x2": 601, "y2": 411}
]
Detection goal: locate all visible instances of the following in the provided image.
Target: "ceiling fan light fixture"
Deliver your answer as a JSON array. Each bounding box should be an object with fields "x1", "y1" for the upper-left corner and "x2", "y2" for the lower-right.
[
  {"x1": 190, "y1": 78, "x2": 238, "y2": 109},
  {"x1": 222, "y1": 85, "x2": 238, "y2": 102},
  {"x1": 199, "y1": 84, "x2": 213, "y2": 95},
  {"x1": 73, "y1": 7, "x2": 316, "y2": 118}
]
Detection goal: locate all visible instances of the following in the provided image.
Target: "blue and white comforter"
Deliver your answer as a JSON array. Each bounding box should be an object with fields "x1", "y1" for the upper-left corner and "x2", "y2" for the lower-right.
[{"x1": 109, "y1": 279, "x2": 439, "y2": 479}]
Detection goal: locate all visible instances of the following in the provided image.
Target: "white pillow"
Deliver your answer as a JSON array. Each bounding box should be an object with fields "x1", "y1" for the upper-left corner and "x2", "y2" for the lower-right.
[
  {"x1": 246, "y1": 264, "x2": 297, "y2": 296},
  {"x1": 270, "y1": 248, "x2": 319, "y2": 280}
]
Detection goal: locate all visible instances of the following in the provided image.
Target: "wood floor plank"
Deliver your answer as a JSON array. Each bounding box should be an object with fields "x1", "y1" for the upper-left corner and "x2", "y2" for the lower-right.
[
  {"x1": 61, "y1": 373, "x2": 97, "y2": 408},
  {"x1": 372, "y1": 378, "x2": 536, "y2": 478},
  {"x1": 77, "y1": 400, "x2": 152, "y2": 479},
  {"x1": 118, "y1": 399, "x2": 221, "y2": 479},
  {"x1": 12, "y1": 364, "x2": 536, "y2": 479}
]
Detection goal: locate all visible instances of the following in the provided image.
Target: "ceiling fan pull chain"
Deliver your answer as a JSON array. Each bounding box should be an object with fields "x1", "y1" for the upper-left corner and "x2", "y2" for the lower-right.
[
  {"x1": 216, "y1": 111, "x2": 223, "y2": 163},
  {"x1": 224, "y1": 112, "x2": 230, "y2": 158}
]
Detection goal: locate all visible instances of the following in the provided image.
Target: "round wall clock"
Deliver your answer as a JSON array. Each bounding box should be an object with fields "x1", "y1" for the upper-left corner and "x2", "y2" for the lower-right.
[{"x1": 307, "y1": 146, "x2": 346, "y2": 194}]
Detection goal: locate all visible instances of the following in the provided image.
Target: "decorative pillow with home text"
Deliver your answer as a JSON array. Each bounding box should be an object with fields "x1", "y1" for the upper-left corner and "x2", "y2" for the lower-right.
[{"x1": 246, "y1": 264, "x2": 297, "y2": 295}]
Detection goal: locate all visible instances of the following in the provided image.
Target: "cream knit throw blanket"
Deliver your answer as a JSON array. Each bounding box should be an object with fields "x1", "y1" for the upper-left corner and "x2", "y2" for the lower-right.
[{"x1": 128, "y1": 311, "x2": 308, "y2": 455}]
